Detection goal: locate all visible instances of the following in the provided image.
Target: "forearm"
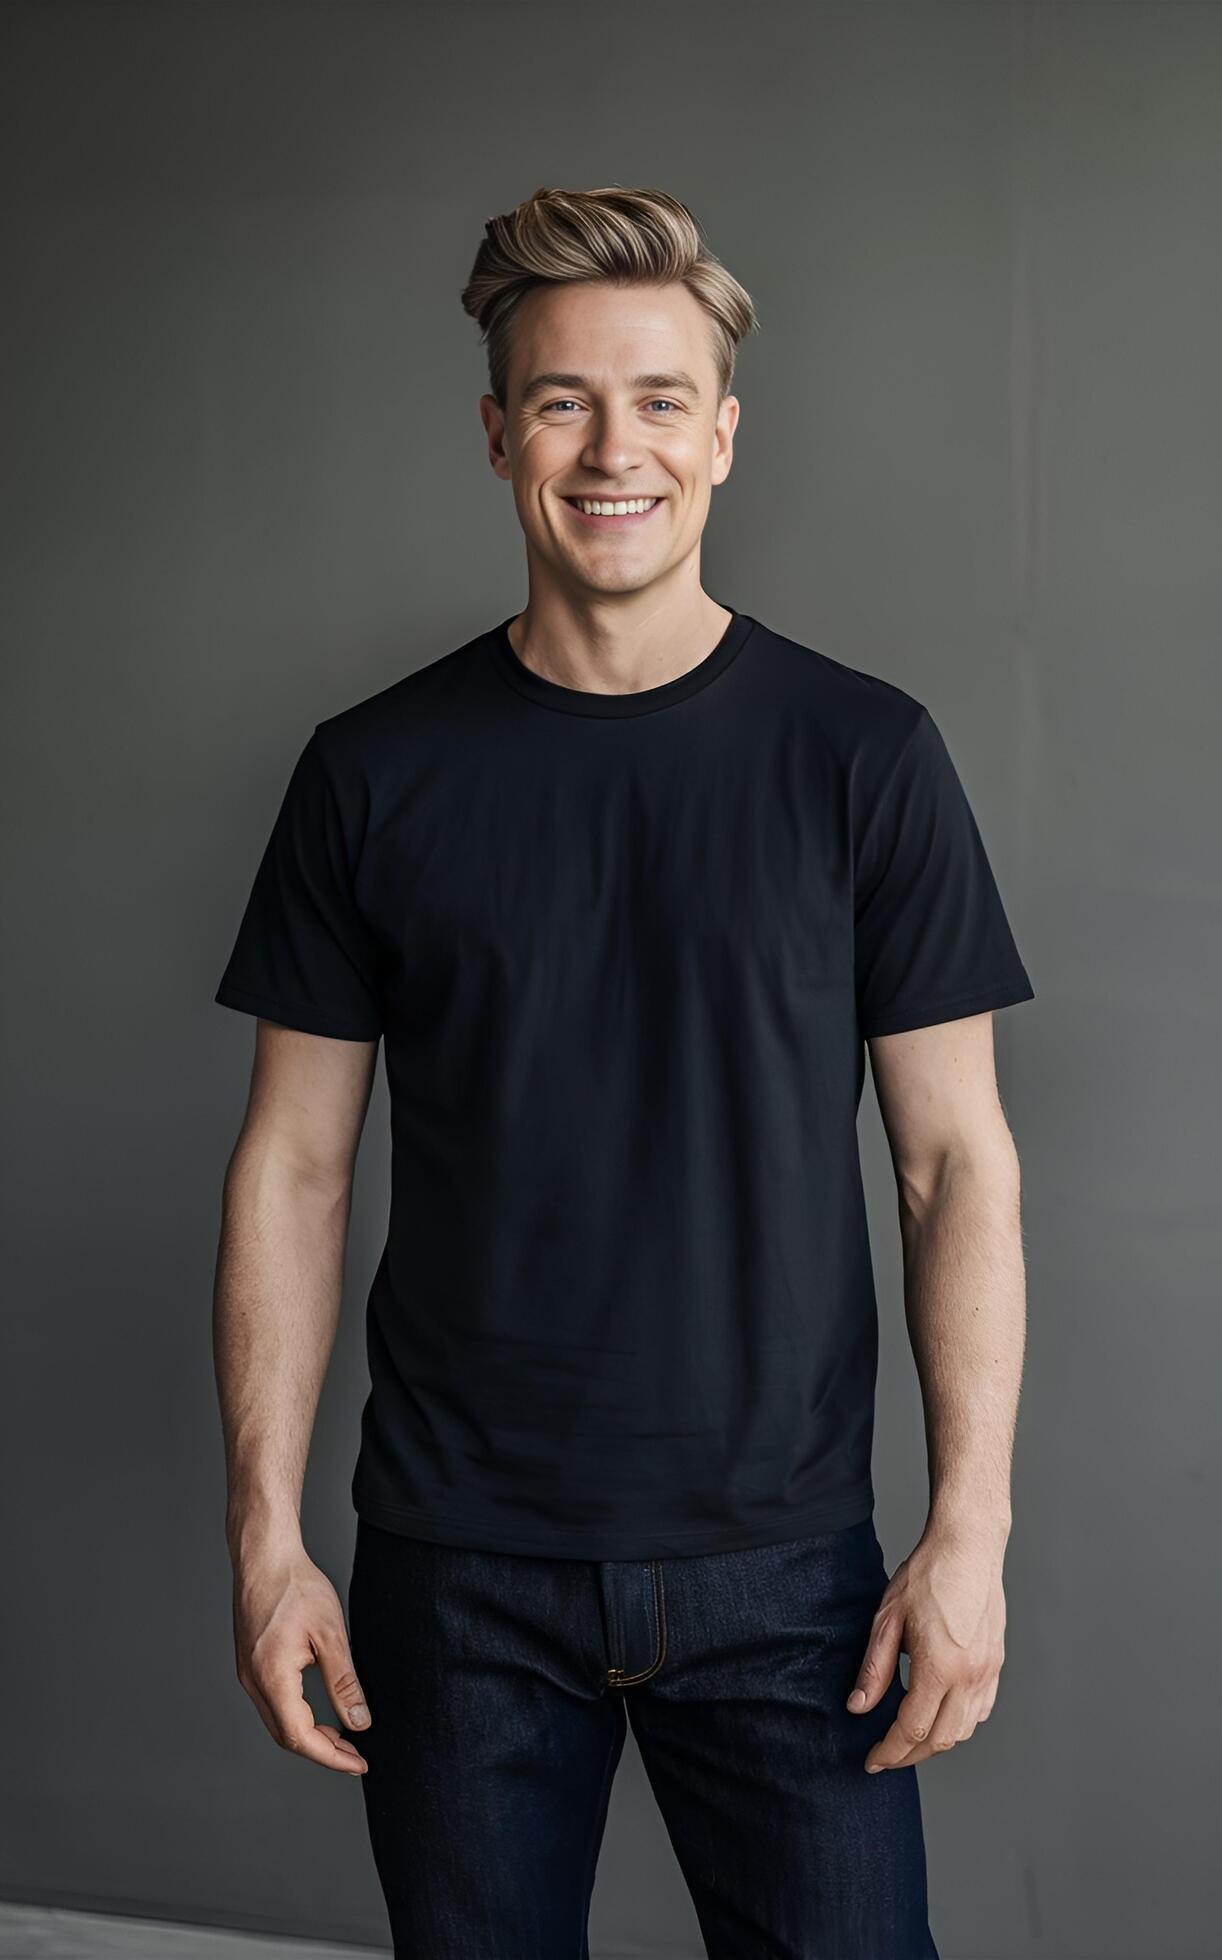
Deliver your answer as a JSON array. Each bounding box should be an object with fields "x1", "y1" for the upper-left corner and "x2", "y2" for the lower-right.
[
  {"x1": 213, "y1": 1137, "x2": 353, "y2": 1564},
  {"x1": 897, "y1": 1141, "x2": 1027, "y2": 1544}
]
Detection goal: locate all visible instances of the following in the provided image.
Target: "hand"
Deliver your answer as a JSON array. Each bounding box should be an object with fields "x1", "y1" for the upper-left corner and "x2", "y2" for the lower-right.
[
  {"x1": 232, "y1": 1540, "x2": 372, "y2": 1776},
  {"x1": 845, "y1": 1517, "x2": 1007, "y2": 1772}
]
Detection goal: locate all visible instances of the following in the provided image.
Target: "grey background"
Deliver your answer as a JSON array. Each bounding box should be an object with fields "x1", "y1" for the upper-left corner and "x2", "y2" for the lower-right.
[{"x1": 2, "y1": 3, "x2": 1219, "y2": 1956}]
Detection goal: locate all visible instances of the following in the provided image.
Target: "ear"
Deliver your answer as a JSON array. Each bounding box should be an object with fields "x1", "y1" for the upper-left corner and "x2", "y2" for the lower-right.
[
  {"x1": 479, "y1": 393, "x2": 512, "y2": 482},
  {"x1": 711, "y1": 394, "x2": 740, "y2": 487}
]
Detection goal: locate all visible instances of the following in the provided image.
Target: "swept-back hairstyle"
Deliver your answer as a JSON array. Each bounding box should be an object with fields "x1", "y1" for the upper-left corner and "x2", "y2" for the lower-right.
[{"x1": 460, "y1": 185, "x2": 759, "y2": 409}]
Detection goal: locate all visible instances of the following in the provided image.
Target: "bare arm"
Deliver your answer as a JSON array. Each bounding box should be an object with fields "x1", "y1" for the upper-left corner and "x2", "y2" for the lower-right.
[
  {"x1": 875, "y1": 1010, "x2": 1026, "y2": 1541},
  {"x1": 213, "y1": 1019, "x2": 380, "y2": 1775},
  {"x1": 846, "y1": 1010, "x2": 1027, "y2": 1772}
]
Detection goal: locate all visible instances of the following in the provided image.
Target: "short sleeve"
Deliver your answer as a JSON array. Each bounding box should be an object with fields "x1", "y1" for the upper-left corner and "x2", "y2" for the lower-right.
[
  {"x1": 853, "y1": 707, "x2": 1034, "y2": 1039},
  {"x1": 214, "y1": 729, "x2": 384, "y2": 1041}
]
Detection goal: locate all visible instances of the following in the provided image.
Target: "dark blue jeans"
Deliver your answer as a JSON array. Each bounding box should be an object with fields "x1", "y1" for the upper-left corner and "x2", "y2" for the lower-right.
[{"x1": 342, "y1": 1513, "x2": 940, "y2": 1957}]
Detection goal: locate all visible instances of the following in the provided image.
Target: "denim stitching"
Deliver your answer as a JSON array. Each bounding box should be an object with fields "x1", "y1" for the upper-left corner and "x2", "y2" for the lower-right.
[{"x1": 606, "y1": 1562, "x2": 667, "y2": 1685}]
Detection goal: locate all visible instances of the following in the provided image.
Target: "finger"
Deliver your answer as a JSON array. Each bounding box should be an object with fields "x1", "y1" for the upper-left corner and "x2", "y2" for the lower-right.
[
  {"x1": 875, "y1": 1685, "x2": 973, "y2": 1770},
  {"x1": 864, "y1": 1669, "x2": 947, "y2": 1771},
  {"x1": 313, "y1": 1625, "x2": 372, "y2": 1733},
  {"x1": 239, "y1": 1670, "x2": 283, "y2": 1745},
  {"x1": 846, "y1": 1600, "x2": 904, "y2": 1713},
  {"x1": 258, "y1": 1669, "x2": 369, "y2": 1776},
  {"x1": 317, "y1": 1722, "x2": 370, "y2": 1773}
]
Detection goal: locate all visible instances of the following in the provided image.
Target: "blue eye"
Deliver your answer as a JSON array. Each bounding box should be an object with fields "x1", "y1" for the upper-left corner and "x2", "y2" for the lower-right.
[{"x1": 541, "y1": 398, "x2": 680, "y2": 414}]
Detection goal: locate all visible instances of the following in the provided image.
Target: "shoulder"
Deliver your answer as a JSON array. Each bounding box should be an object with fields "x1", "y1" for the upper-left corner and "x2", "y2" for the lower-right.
[
  {"x1": 307, "y1": 625, "x2": 495, "y2": 781},
  {"x1": 744, "y1": 614, "x2": 932, "y2": 779}
]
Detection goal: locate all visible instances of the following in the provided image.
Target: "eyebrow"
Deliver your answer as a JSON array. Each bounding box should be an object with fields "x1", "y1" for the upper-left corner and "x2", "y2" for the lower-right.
[{"x1": 519, "y1": 369, "x2": 703, "y2": 404}]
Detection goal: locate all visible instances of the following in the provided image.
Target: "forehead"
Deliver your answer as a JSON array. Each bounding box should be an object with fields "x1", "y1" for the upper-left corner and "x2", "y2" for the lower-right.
[{"x1": 509, "y1": 280, "x2": 718, "y2": 392}]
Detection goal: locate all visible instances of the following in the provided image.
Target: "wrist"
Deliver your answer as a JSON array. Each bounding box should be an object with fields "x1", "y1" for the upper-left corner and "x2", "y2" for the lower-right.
[
  {"x1": 926, "y1": 1496, "x2": 1012, "y2": 1547},
  {"x1": 225, "y1": 1493, "x2": 303, "y2": 1567}
]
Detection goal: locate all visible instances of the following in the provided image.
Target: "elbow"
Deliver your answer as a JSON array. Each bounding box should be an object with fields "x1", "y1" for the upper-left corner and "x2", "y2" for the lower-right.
[{"x1": 895, "y1": 1127, "x2": 1023, "y2": 1229}]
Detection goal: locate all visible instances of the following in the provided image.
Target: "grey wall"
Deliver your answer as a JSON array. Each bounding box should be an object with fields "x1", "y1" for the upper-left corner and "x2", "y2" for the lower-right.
[{"x1": 3, "y1": 3, "x2": 1219, "y2": 1955}]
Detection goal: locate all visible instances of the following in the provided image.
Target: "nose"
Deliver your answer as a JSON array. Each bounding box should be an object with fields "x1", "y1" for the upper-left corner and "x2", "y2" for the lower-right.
[{"x1": 580, "y1": 405, "x2": 645, "y2": 479}]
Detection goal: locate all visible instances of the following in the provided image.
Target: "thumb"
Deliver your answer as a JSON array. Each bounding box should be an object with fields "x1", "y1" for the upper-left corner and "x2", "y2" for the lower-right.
[
  {"x1": 316, "y1": 1627, "x2": 372, "y2": 1732},
  {"x1": 846, "y1": 1605, "x2": 903, "y2": 1713}
]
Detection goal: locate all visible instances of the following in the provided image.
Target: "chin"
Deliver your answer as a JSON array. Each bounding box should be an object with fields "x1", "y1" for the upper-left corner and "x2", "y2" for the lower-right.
[{"x1": 575, "y1": 567, "x2": 664, "y2": 597}]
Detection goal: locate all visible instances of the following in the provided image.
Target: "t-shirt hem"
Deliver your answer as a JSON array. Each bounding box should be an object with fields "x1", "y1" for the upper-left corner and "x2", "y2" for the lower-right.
[
  {"x1": 350, "y1": 1483, "x2": 876, "y2": 1561},
  {"x1": 859, "y1": 972, "x2": 1035, "y2": 1039},
  {"x1": 214, "y1": 979, "x2": 382, "y2": 1042}
]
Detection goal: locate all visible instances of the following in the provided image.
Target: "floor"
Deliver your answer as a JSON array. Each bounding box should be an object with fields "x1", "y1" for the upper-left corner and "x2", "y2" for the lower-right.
[
  {"x1": 0, "y1": 1907, "x2": 384, "y2": 1960},
  {"x1": 0, "y1": 1903, "x2": 697, "y2": 1960}
]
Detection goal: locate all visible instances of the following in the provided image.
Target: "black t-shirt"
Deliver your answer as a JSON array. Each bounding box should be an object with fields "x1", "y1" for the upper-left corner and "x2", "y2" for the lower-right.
[{"x1": 215, "y1": 607, "x2": 1034, "y2": 1559}]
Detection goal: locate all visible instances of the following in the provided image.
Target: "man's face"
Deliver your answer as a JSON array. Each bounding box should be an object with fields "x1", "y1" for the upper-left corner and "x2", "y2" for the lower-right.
[{"x1": 480, "y1": 279, "x2": 739, "y2": 599}]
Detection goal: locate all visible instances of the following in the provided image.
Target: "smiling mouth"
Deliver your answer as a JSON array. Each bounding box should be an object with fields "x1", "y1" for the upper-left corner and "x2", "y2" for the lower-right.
[{"x1": 562, "y1": 495, "x2": 664, "y2": 525}]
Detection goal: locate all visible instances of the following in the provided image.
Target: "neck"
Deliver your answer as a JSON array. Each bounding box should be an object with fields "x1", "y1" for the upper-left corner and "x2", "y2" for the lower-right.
[{"x1": 507, "y1": 572, "x2": 732, "y2": 696}]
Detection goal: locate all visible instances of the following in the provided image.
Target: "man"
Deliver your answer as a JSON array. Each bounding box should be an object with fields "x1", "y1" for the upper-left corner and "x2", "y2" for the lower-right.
[{"x1": 213, "y1": 185, "x2": 1033, "y2": 1957}]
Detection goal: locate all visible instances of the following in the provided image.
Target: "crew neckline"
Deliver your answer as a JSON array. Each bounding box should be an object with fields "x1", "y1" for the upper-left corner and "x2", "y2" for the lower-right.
[{"x1": 486, "y1": 604, "x2": 757, "y2": 718}]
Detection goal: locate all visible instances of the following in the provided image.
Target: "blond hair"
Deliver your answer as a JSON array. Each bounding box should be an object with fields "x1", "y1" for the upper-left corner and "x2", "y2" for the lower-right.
[{"x1": 460, "y1": 185, "x2": 759, "y2": 409}]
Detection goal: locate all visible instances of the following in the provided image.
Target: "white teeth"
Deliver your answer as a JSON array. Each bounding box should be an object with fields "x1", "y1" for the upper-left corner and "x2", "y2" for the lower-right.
[{"x1": 573, "y1": 497, "x2": 658, "y2": 515}]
